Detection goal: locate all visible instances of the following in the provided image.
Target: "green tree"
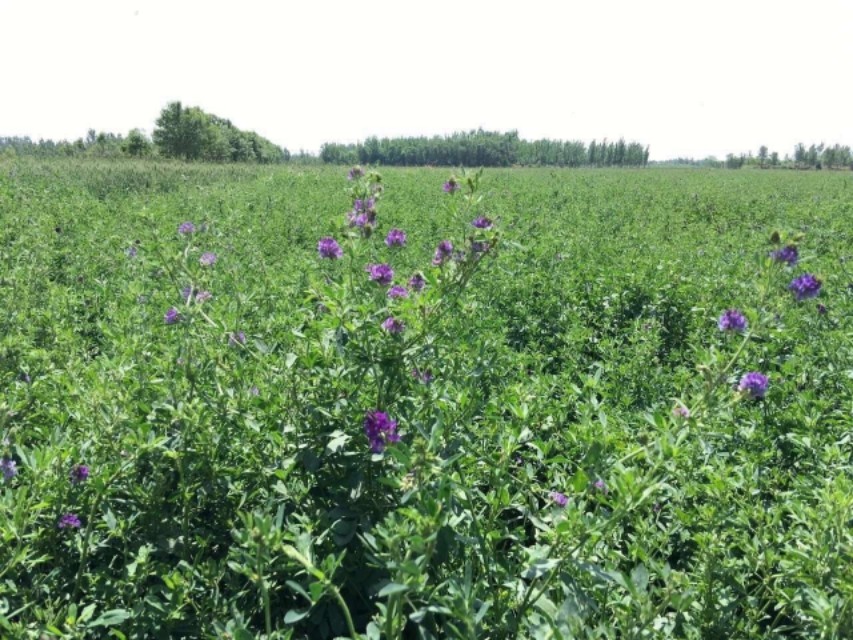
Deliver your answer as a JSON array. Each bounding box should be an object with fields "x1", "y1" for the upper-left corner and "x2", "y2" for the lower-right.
[{"x1": 123, "y1": 129, "x2": 152, "y2": 157}]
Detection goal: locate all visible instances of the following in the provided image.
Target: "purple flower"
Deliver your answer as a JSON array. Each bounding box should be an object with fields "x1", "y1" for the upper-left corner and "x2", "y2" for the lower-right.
[
  {"x1": 164, "y1": 307, "x2": 181, "y2": 325},
  {"x1": 593, "y1": 479, "x2": 608, "y2": 493},
  {"x1": 352, "y1": 198, "x2": 376, "y2": 215},
  {"x1": 550, "y1": 491, "x2": 568, "y2": 507},
  {"x1": 195, "y1": 290, "x2": 212, "y2": 303},
  {"x1": 387, "y1": 285, "x2": 409, "y2": 299},
  {"x1": 229, "y1": 331, "x2": 247, "y2": 346},
  {"x1": 443, "y1": 178, "x2": 460, "y2": 194},
  {"x1": 408, "y1": 273, "x2": 426, "y2": 292},
  {"x1": 385, "y1": 228, "x2": 407, "y2": 247},
  {"x1": 432, "y1": 240, "x2": 454, "y2": 266},
  {"x1": 125, "y1": 246, "x2": 138, "y2": 258},
  {"x1": 199, "y1": 252, "x2": 217, "y2": 267},
  {"x1": 58, "y1": 513, "x2": 82, "y2": 529},
  {"x1": 770, "y1": 245, "x2": 798, "y2": 266},
  {"x1": 789, "y1": 274, "x2": 822, "y2": 301},
  {"x1": 181, "y1": 286, "x2": 193, "y2": 302},
  {"x1": 472, "y1": 216, "x2": 493, "y2": 229},
  {"x1": 70, "y1": 464, "x2": 89, "y2": 484},
  {"x1": 738, "y1": 372, "x2": 769, "y2": 399},
  {"x1": 347, "y1": 166, "x2": 364, "y2": 181},
  {"x1": 412, "y1": 368, "x2": 434, "y2": 384},
  {"x1": 363, "y1": 410, "x2": 400, "y2": 453},
  {"x1": 178, "y1": 222, "x2": 196, "y2": 235},
  {"x1": 381, "y1": 317, "x2": 405, "y2": 334},
  {"x1": 471, "y1": 241, "x2": 489, "y2": 254},
  {"x1": 318, "y1": 237, "x2": 343, "y2": 259},
  {"x1": 1, "y1": 458, "x2": 17, "y2": 482},
  {"x1": 366, "y1": 263, "x2": 394, "y2": 286},
  {"x1": 672, "y1": 405, "x2": 690, "y2": 419},
  {"x1": 718, "y1": 309, "x2": 748, "y2": 333},
  {"x1": 817, "y1": 303, "x2": 827, "y2": 315},
  {"x1": 350, "y1": 213, "x2": 369, "y2": 228}
]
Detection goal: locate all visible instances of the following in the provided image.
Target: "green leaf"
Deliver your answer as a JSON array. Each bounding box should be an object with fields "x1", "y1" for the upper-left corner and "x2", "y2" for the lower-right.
[
  {"x1": 284, "y1": 608, "x2": 311, "y2": 624},
  {"x1": 88, "y1": 609, "x2": 131, "y2": 628},
  {"x1": 631, "y1": 563, "x2": 649, "y2": 592},
  {"x1": 286, "y1": 580, "x2": 311, "y2": 603},
  {"x1": 79, "y1": 603, "x2": 97, "y2": 623},
  {"x1": 377, "y1": 582, "x2": 409, "y2": 598},
  {"x1": 522, "y1": 559, "x2": 560, "y2": 580}
]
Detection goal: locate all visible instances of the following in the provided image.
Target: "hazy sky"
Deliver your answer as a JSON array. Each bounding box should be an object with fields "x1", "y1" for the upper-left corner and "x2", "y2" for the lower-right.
[{"x1": 2, "y1": 0, "x2": 851, "y2": 160}]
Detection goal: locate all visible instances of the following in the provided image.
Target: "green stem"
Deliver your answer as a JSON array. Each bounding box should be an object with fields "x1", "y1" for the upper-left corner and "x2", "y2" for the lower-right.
[{"x1": 258, "y1": 542, "x2": 272, "y2": 637}]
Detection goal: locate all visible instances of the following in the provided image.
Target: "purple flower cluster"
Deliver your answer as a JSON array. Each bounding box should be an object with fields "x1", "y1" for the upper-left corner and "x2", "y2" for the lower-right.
[
  {"x1": 412, "y1": 368, "x2": 434, "y2": 384},
  {"x1": 347, "y1": 166, "x2": 364, "y2": 181},
  {"x1": 348, "y1": 198, "x2": 377, "y2": 229},
  {"x1": 387, "y1": 285, "x2": 409, "y2": 299},
  {"x1": 178, "y1": 222, "x2": 196, "y2": 235},
  {"x1": 1, "y1": 458, "x2": 17, "y2": 482},
  {"x1": 738, "y1": 372, "x2": 769, "y2": 399},
  {"x1": 593, "y1": 478, "x2": 608, "y2": 493},
  {"x1": 770, "y1": 245, "x2": 798, "y2": 266},
  {"x1": 408, "y1": 273, "x2": 426, "y2": 292},
  {"x1": 443, "y1": 178, "x2": 460, "y2": 194},
  {"x1": 718, "y1": 309, "x2": 748, "y2": 332},
  {"x1": 432, "y1": 240, "x2": 454, "y2": 266},
  {"x1": 199, "y1": 252, "x2": 217, "y2": 267},
  {"x1": 58, "y1": 513, "x2": 81, "y2": 529},
  {"x1": 195, "y1": 290, "x2": 212, "y2": 303},
  {"x1": 126, "y1": 246, "x2": 138, "y2": 258},
  {"x1": 385, "y1": 228, "x2": 407, "y2": 247},
  {"x1": 229, "y1": 331, "x2": 247, "y2": 346},
  {"x1": 550, "y1": 491, "x2": 568, "y2": 507},
  {"x1": 381, "y1": 316, "x2": 405, "y2": 334},
  {"x1": 789, "y1": 274, "x2": 821, "y2": 301},
  {"x1": 472, "y1": 216, "x2": 493, "y2": 229},
  {"x1": 164, "y1": 307, "x2": 181, "y2": 325},
  {"x1": 318, "y1": 237, "x2": 344, "y2": 259},
  {"x1": 70, "y1": 464, "x2": 89, "y2": 484},
  {"x1": 366, "y1": 263, "x2": 394, "y2": 286},
  {"x1": 364, "y1": 410, "x2": 400, "y2": 453}
]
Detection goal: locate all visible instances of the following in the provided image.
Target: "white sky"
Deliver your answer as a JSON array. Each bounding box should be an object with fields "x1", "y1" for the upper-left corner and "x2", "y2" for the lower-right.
[{"x1": 1, "y1": 0, "x2": 851, "y2": 160}]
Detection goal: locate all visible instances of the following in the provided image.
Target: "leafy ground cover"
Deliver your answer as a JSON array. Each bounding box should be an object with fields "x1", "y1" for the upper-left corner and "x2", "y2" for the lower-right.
[{"x1": 0, "y1": 159, "x2": 851, "y2": 638}]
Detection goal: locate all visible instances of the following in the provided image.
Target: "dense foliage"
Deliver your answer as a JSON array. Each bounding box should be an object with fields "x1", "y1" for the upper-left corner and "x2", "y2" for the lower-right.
[
  {"x1": 0, "y1": 158, "x2": 851, "y2": 638},
  {"x1": 152, "y1": 102, "x2": 289, "y2": 164},
  {"x1": 0, "y1": 104, "x2": 290, "y2": 165},
  {"x1": 320, "y1": 130, "x2": 650, "y2": 168}
]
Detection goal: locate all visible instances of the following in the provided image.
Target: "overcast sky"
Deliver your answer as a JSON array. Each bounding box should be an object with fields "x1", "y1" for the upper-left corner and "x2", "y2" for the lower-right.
[{"x1": 2, "y1": 0, "x2": 851, "y2": 160}]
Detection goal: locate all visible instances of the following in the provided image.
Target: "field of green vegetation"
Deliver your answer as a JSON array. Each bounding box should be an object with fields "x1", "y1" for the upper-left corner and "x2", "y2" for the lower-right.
[{"x1": 1, "y1": 159, "x2": 851, "y2": 639}]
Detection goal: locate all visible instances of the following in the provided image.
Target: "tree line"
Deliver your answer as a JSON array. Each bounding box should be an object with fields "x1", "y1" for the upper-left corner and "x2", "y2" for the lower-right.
[
  {"x1": 655, "y1": 143, "x2": 853, "y2": 170},
  {"x1": 1, "y1": 102, "x2": 291, "y2": 164},
  {"x1": 320, "y1": 130, "x2": 650, "y2": 167}
]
